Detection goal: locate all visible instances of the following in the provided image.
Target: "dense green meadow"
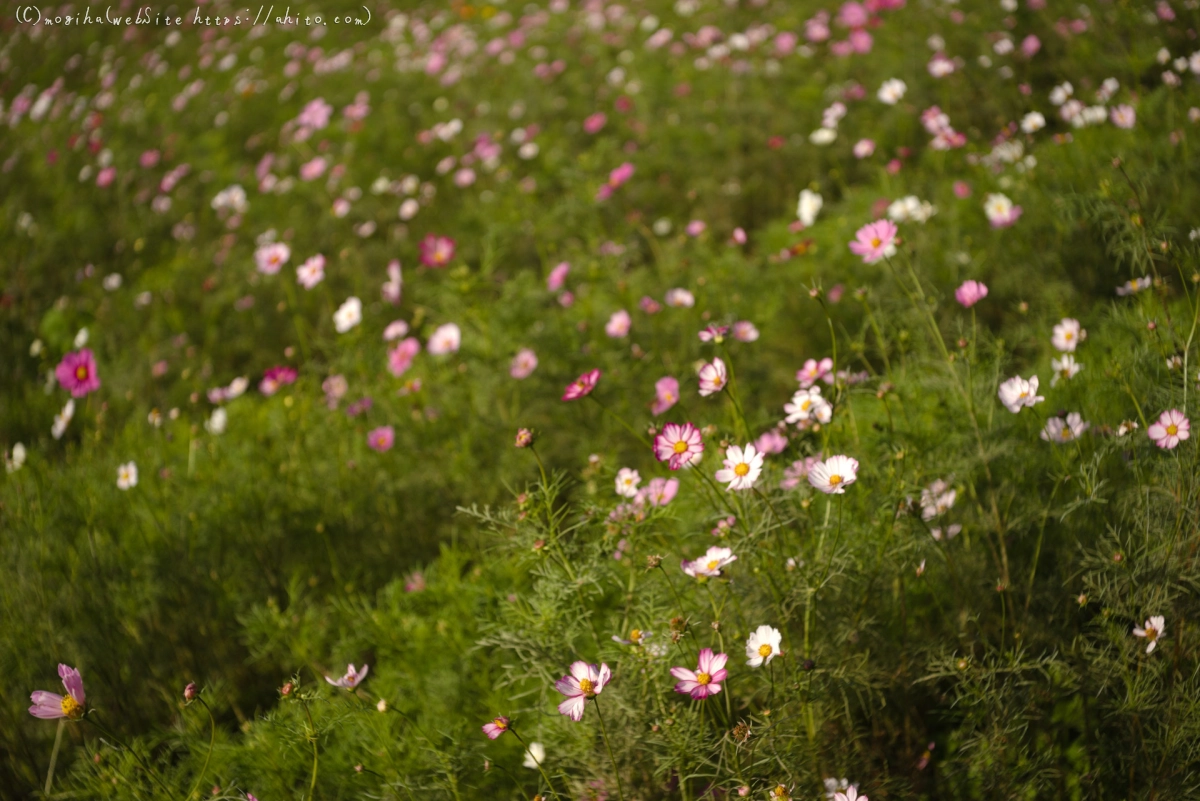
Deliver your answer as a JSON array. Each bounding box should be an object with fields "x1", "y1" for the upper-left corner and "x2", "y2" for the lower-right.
[{"x1": 4, "y1": 0, "x2": 1200, "y2": 798}]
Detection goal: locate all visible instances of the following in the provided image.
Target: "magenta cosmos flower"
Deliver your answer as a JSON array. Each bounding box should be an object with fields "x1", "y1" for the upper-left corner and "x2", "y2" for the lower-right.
[
  {"x1": 555, "y1": 661, "x2": 611, "y2": 721},
  {"x1": 55, "y1": 349, "x2": 101, "y2": 397},
  {"x1": 562, "y1": 369, "x2": 601, "y2": 401},
  {"x1": 30, "y1": 664, "x2": 86, "y2": 720},
  {"x1": 325, "y1": 663, "x2": 369, "y2": 689},
  {"x1": 482, "y1": 716, "x2": 510, "y2": 739},
  {"x1": 1148, "y1": 409, "x2": 1190, "y2": 449},
  {"x1": 259, "y1": 366, "x2": 297, "y2": 396},
  {"x1": 367, "y1": 426, "x2": 395, "y2": 452},
  {"x1": 419, "y1": 234, "x2": 456, "y2": 268},
  {"x1": 671, "y1": 648, "x2": 728, "y2": 699},
  {"x1": 654, "y1": 422, "x2": 704, "y2": 469},
  {"x1": 388, "y1": 338, "x2": 421, "y2": 377},
  {"x1": 955, "y1": 280, "x2": 988, "y2": 308},
  {"x1": 848, "y1": 219, "x2": 898, "y2": 263}
]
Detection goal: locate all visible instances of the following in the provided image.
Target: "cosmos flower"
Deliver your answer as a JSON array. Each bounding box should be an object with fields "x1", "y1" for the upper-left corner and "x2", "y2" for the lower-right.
[
  {"x1": 665, "y1": 288, "x2": 695, "y2": 308},
  {"x1": 325, "y1": 664, "x2": 369, "y2": 689},
  {"x1": 255, "y1": 242, "x2": 290, "y2": 275},
  {"x1": 638, "y1": 477, "x2": 679, "y2": 507},
  {"x1": 419, "y1": 234, "x2": 456, "y2": 268},
  {"x1": 333, "y1": 297, "x2": 363, "y2": 333},
  {"x1": 997, "y1": 375, "x2": 1044, "y2": 413},
  {"x1": 654, "y1": 422, "x2": 704, "y2": 469},
  {"x1": 29, "y1": 664, "x2": 86, "y2": 720},
  {"x1": 555, "y1": 661, "x2": 611, "y2": 721},
  {"x1": 1051, "y1": 318, "x2": 1086, "y2": 352},
  {"x1": 259, "y1": 366, "x2": 297, "y2": 396},
  {"x1": 1050, "y1": 354, "x2": 1082, "y2": 386},
  {"x1": 367, "y1": 426, "x2": 395, "y2": 453},
  {"x1": 1040, "y1": 413, "x2": 1090, "y2": 443},
  {"x1": 562, "y1": 369, "x2": 601, "y2": 401},
  {"x1": 606, "y1": 310, "x2": 632, "y2": 338},
  {"x1": 1148, "y1": 409, "x2": 1190, "y2": 449},
  {"x1": 55, "y1": 349, "x2": 101, "y2": 398},
  {"x1": 877, "y1": 78, "x2": 907, "y2": 104},
  {"x1": 651, "y1": 376, "x2": 680, "y2": 415},
  {"x1": 715, "y1": 443, "x2": 764, "y2": 491},
  {"x1": 383, "y1": 321, "x2": 410, "y2": 342},
  {"x1": 523, "y1": 742, "x2": 546, "y2": 769},
  {"x1": 1116, "y1": 277, "x2": 1151, "y2": 296},
  {"x1": 1132, "y1": 615, "x2": 1166, "y2": 653},
  {"x1": 482, "y1": 716, "x2": 510, "y2": 739},
  {"x1": 983, "y1": 193, "x2": 1023, "y2": 228},
  {"x1": 297, "y1": 254, "x2": 326, "y2": 289},
  {"x1": 388, "y1": 338, "x2": 421, "y2": 377},
  {"x1": 547, "y1": 261, "x2": 570, "y2": 292},
  {"x1": 382, "y1": 260, "x2": 403, "y2": 305},
  {"x1": 615, "y1": 467, "x2": 641, "y2": 498},
  {"x1": 116, "y1": 461, "x2": 138, "y2": 490},
  {"x1": 671, "y1": 648, "x2": 728, "y2": 699},
  {"x1": 848, "y1": 219, "x2": 898, "y2": 263},
  {"x1": 808, "y1": 455, "x2": 860, "y2": 494},
  {"x1": 427, "y1": 323, "x2": 462, "y2": 355},
  {"x1": 797, "y1": 189, "x2": 823, "y2": 227},
  {"x1": 698, "y1": 358, "x2": 728, "y2": 396},
  {"x1": 784, "y1": 387, "x2": 833, "y2": 426},
  {"x1": 745, "y1": 625, "x2": 783, "y2": 667},
  {"x1": 733, "y1": 321, "x2": 759, "y2": 342},
  {"x1": 797, "y1": 358, "x2": 833, "y2": 388},
  {"x1": 955, "y1": 280, "x2": 988, "y2": 308},
  {"x1": 920, "y1": 479, "x2": 956, "y2": 520},
  {"x1": 682, "y1": 546, "x2": 737, "y2": 578},
  {"x1": 52, "y1": 400, "x2": 75, "y2": 440},
  {"x1": 510, "y1": 348, "x2": 538, "y2": 379}
]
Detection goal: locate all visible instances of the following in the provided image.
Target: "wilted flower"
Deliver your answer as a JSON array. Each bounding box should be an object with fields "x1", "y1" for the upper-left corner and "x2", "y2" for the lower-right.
[
  {"x1": 671, "y1": 648, "x2": 728, "y2": 699},
  {"x1": 1133, "y1": 615, "x2": 1166, "y2": 653},
  {"x1": 325, "y1": 664, "x2": 369, "y2": 689},
  {"x1": 1148, "y1": 409, "x2": 1190, "y2": 449},
  {"x1": 745, "y1": 625, "x2": 783, "y2": 667},
  {"x1": 808, "y1": 455, "x2": 860, "y2": 494},
  {"x1": 997, "y1": 375, "x2": 1044, "y2": 413},
  {"x1": 555, "y1": 661, "x2": 611, "y2": 721},
  {"x1": 29, "y1": 664, "x2": 86, "y2": 720}
]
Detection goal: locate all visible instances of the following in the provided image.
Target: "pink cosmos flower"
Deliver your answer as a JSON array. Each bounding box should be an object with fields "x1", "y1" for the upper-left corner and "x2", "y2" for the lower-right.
[
  {"x1": 955, "y1": 280, "x2": 988, "y2": 308},
  {"x1": 853, "y1": 139, "x2": 876, "y2": 158},
  {"x1": 1148, "y1": 409, "x2": 1190, "y2": 449},
  {"x1": 731, "y1": 227, "x2": 747, "y2": 245},
  {"x1": 848, "y1": 219, "x2": 898, "y2": 263},
  {"x1": 388, "y1": 338, "x2": 421, "y2": 377},
  {"x1": 562, "y1": 369, "x2": 601, "y2": 401},
  {"x1": 606, "y1": 310, "x2": 632, "y2": 338},
  {"x1": 300, "y1": 157, "x2": 327, "y2": 181},
  {"x1": 639, "y1": 477, "x2": 679, "y2": 507},
  {"x1": 384, "y1": 320, "x2": 410, "y2": 341},
  {"x1": 608, "y1": 162, "x2": 635, "y2": 188},
  {"x1": 665, "y1": 288, "x2": 696, "y2": 308},
  {"x1": 682, "y1": 546, "x2": 737, "y2": 578},
  {"x1": 671, "y1": 649, "x2": 728, "y2": 699},
  {"x1": 297, "y1": 254, "x2": 326, "y2": 289},
  {"x1": 96, "y1": 167, "x2": 116, "y2": 188},
  {"x1": 755, "y1": 428, "x2": 789, "y2": 455},
  {"x1": 427, "y1": 323, "x2": 462, "y2": 355},
  {"x1": 780, "y1": 455, "x2": 824, "y2": 490},
  {"x1": 55, "y1": 349, "x2": 101, "y2": 397},
  {"x1": 259, "y1": 366, "x2": 297, "y2": 396},
  {"x1": 511, "y1": 348, "x2": 538, "y2": 379},
  {"x1": 255, "y1": 242, "x2": 290, "y2": 275},
  {"x1": 733, "y1": 321, "x2": 760, "y2": 342},
  {"x1": 419, "y1": 235, "x2": 456, "y2": 268},
  {"x1": 555, "y1": 661, "x2": 611, "y2": 721},
  {"x1": 324, "y1": 663, "x2": 369, "y2": 689},
  {"x1": 1111, "y1": 105, "x2": 1136, "y2": 129},
  {"x1": 482, "y1": 716, "x2": 510, "y2": 739},
  {"x1": 651, "y1": 377, "x2": 680, "y2": 416},
  {"x1": 796, "y1": 358, "x2": 833, "y2": 388},
  {"x1": 686, "y1": 220, "x2": 708, "y2": 237},
  {"x1": 583, "y1": 112, "x2": 607, "y2": 134},
  {"x1": 367, "y1": 426, "x2": 395, "y2": 453},
  {"x1": 29, "y1": 664, "x2": 86, "y2": 720},
  {"x1": 654, "y1": 422, "x2": 705, "y2": 469},
  {"x1": 640, "y1": 296, "x2": 663, "y2": 314},
  {"x1": 297, "y1": 98, "x2": 333, "y2": 130},
  {"x1": 698, "y1": 358, "x2": 728, "y2": 396},
  {"x1": 547, "y1": 261, "x2": 570, "y2": 292},
  {"x1": 382, "y1": 260, "x2": 403, "y2": 305},
  {"x1": 698, "y1": 325, "x2": 729, "y2": 343}
]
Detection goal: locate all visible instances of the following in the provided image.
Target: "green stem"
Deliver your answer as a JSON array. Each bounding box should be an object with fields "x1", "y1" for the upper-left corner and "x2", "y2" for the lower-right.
[
  {"x1": 185, "y1": 698, "x2": 218, "y2": 801},
  {"x1": 511, "y1": 728, "x2": 562, "y2": 800},
  {"x1": 593, "y1": 697, "x2": 627, "y2": 801},
  {"x1": 303, "y1": 700, "x2": 320, "y2": 800},
  {"x1": 44, "y1": 718, "x2": 65, "y2": 796}
]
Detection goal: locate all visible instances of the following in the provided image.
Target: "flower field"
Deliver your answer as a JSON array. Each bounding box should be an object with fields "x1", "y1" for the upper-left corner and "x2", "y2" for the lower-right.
[{"x1": 3, "y1": 0, "x2": 1200, "y2": 798}]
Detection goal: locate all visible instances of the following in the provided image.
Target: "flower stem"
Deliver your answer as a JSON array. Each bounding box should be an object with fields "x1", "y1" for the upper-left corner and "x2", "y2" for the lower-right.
[
  {"x1": 302, "y1": 700, "x2": 320, "y2": 800},
  {"x1": 185, "y1": 698, "x2": 218, "y2": 801},
  {"x1": 85, "y1": 713, "x2": 173, "y2": 795},
  {"x1": 511, "y1": 728, "x2": 562, "y2": 800},
  {"x1": 44, "y1": 718, "x2": 64, "y2": 795},
  {"x1": 593, "y1": 697, "x2": 627, "y2": 801}
]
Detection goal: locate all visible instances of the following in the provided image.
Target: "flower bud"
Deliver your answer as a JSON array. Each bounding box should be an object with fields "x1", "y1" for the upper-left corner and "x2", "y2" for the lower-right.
[
  {"x1": 184, "y1": 682, "x2": 198, "y2": 701},
  {"x1": 515, "y1": 428, "x2": 534, "y2": 448},
  {"x1": 281, "y1": 681, "x2": 294, "y2": 696}
]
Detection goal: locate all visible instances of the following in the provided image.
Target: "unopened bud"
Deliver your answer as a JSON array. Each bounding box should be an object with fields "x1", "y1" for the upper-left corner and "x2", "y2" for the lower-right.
[
  {"x1": 184, "y1": 682, "x2": 198, "y2": 701},
  {"x1": 281, "y1": 682, "x2": 293, "y2": 696}
]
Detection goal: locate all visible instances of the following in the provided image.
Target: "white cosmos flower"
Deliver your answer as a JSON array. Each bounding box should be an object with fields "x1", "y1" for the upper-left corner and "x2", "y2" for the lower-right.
[
  {"x1": 333, "y1": 296, "x2": 363, "y2": 333},
  {"x1": 997, "y1": 375, "x2": 1044, "y2": 413},
  {"x1": 117, "y1": 461, "x2": 138, "y2": 490},
  {"x1": 877, "y1": 78, "x2": 907, "y2": 104},
  {"x1": 714, "y1": 443, "x2": 764, "y2": 491},
  {"x1": 809, "y1": 127, "x2": 837, "y2": 145},
  {"x1": 1051, "y1": 318, "x2": 1085, "y2": 352},
  {"x1": 1020, "y1": 111, "x2": 1046, "y2": 133},
  {"x1": 615, "y1": 467, "x2": 641, "y2": 498},
  {"x1": 52, "y1": 399, "x2": 76, "y2": 440},
  {"x1": 698, "y1": 358, "x2": 728, "y2": 396},
  {"x1": 73, "y1": 327, "x2": 90, "y2": 348},
  {"x1": 797, "y1": 189, "x2": 823, "y2": 227},
  {"x1": 523, "y1": 742, "x2": 546, "y2": 769},
  {"x1": 1040, "y1": 413, "x2": 1090, "y2": 443},
  {"x1": 887, "y1": 195, "x2": 936, "y2": 224},
  {"x1": 427, "y1": 323, "x2": 462, "y2": 355},
  {"x1": 808, "y1": 455, "x2": 859, "y2": 494},
  {"x1": 745, "y1": 625, "x2": 783, "y2": 667},
  {"x1": 1133, "y1": 615, "x2": 1166, "y2": 653},
  {"x1": 5, "y1": 443, "x2": 26, "y2": 473},
  {"x1": 205, "y1": 407, "x2": 228, "y2": 435},
  {"x1": 920, "y1": 479, "x2": 956, "y2": 521},
  {"x1": 784, "y1": 387, "x2": 833, "y2": 425},
  {"x1": 681, "y1": 545, "x2": 738, "y2": 578},
  {"x1": 227, "y1": 376, "x2": 249, "y2": 399},
  {"x1": 1050, "y1": 354, "x2": 1082, "y2": 386}
]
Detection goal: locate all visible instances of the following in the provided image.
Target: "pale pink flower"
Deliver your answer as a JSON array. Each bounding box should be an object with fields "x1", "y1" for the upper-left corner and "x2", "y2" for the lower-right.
[
  {"x1": 755, "y1": 428, "x2": 789, "y2": 455},
  {"x1": 781, "y1": 455, "x2": 823, "y2": 490},
  {"x1": 651, "y1": 376, "x2": 680, "y2": 415},
  {"x1": 997, "y1": 375, "x2": 1044, "y2": 413},
  {"x1": 1110, "y1": 105, "x2": 1136, "y2": 129},
  {"x1": 638, "y1": 477, "x2": 679, "y2": 507},
  {"x1": 808, "y1": 455, "x2": 860, "y2": 494},
  {"x1": 698, "y1": 325, "x2": 729, "y2": 343},
  {"x1": 853, "y1": 139, "x2": 876, "y2": 158},
  {"x1": 682, "y1": 546, "x2": 738, "y2": 579},
  {"x1": 387, "y1": 338, "x2": 421, "y2": 377},
  {"x1": 297, "y1": 254, "x2": 326, "y2": 289},
  {"x1": 654, "y1": 422, "x2": 704, "y2": 469},
  {"x1": 255, "y1": 242, "x2": 290, "y2": 275},
  {"x1": 955, "y1": 280, "x2": 988, "y2": 308},
  {"x1": 562, "y1": 369, "x2": 601, "y2": 401},
  {"x1": 547, "y1": 261, "x2": 570, "y2": 291},
  {"x1": 555, "y1": 662, "x2": 611, "y2": 721},
  {"x1": 665, "y1": 288, "x2": 695, "y2": 308},
  {"x1": 297, "y1": 98, "x2": 333, "y2": 130},
  {"x1": 382, "y1": 260, "x2": 403, "y2": 305},
  {"x1": 383, "y1": 320, "x2": 410, "y2": 341},
  {"x1": 848, "y1": 219, "x2": 898, "y2": 263},
  {"x1": 511, "y1": 348, "x2": 538, "y2": 379},
  {"x1": 29, "y1": 664, "x2": 86, "y2": 720},
  {"x1": 427, "y1": 323, "x2": 461, "y2": 355},
  {"x1": 733, "y1": 321, "x2": 759, "y2": 342},
  {"x1": 1051, "y1": 318, "x2": 1086, "y2": 352},
  {"x1": 606, "y1": 310, "x2": 632, "y2": 338},
  {"x1": 325, "y1": 664, "x2": 369, "y2": 689},
  {"x1": 698, "y1": 358, "x2": 728, "y2": 396},
  {"x1": 686, "y1": 220, "x2": 707, "y2": 237},
  {"x1": 1040, "y1": 413, "x2": 1090, "y2": 443},
  {"x1": 796, "y1": 357, "x2": 833, "y2": 388},
  {"x1": 482, "y1": 716, "x2": 510, "y2": 739},
  {"x1": 1133, "y1": 615, "x2": 1166, "y2": 653},
  {"x1": 1148, "y1": 409, "x2": 1190, "y2": 449},
  {"x1": 671, "y1": 648, "x2": 728, "y2": 699},
  {"x1": 300, "y1": 157, "x2": 327, "y2": 181},
  {"x1": 367, "y1": 426, "x2": 395, "y2": 453}
]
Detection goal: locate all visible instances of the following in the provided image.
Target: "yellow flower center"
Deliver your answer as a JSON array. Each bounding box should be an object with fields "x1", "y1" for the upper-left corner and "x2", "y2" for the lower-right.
[
  {"x1": 578, "y1": 678, "x2": 595, "y2": 696},
  {"x1": 1167, "y1": 424, "x2": 1178, "y2": 436},
  {"x1": 734, "y1": 462, "x2": 750, "y2": 477},
  {"x1": 61, "y1": 695, "x2": 83, "y2": 719},
  {"x1": 828, "y1": 474, "x2": 842, "y2": 486},
  {"x1": 673, "y1": 440, "x2": 689, "y2": 454},
  {"x1": 630, "y1": 628, "x2": 643, "y2": 643},
  {"x1": 494, "y1": 718, "x2": 508, "y2": 730},
  {"x1": 75, "y1": 365, "x2": 88, "y2": 380},
  {"x1": 1146, "y1": 626, "x2": 1159, "y2": 641},
  {"x1": 758, "y1": 644, "x2": 773, "y2": 657},
  {"x1": 706, "y1": 559, "x2": 720, "y2": 571},
  {"x1": 696, "y1": 672, "x2": 711, "y2": 685},
  {"x1": 1065, "y1": 332, "x2": 1074, "y2": 341},
  {"x1": 870, "y1": 237, "x2": 882, "y2": 248},
  {"x1": 800, "y1": 399, "x2": 812, "y2": 410}
]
